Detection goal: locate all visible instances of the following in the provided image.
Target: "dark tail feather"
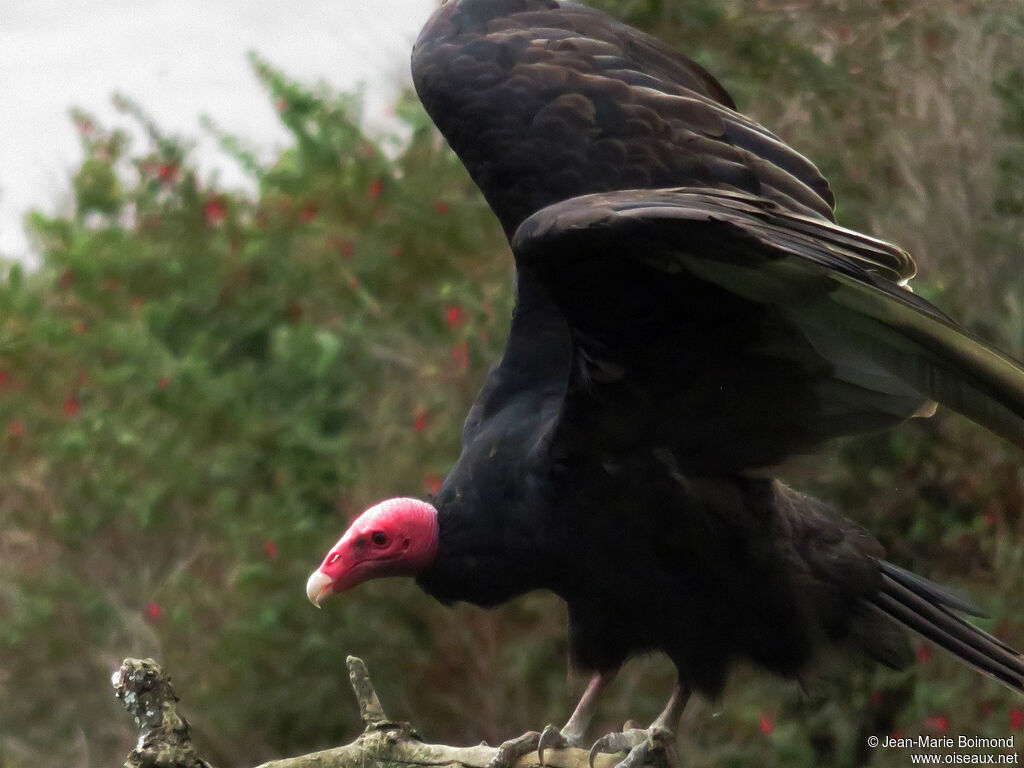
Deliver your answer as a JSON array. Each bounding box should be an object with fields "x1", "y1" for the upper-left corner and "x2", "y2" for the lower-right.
[
  {"x1": 870, "y1": 561, "x2": 1024, "y2": 694},
  {"x1": 879, "y1": 561, "x2": 987, "y2": 617}
]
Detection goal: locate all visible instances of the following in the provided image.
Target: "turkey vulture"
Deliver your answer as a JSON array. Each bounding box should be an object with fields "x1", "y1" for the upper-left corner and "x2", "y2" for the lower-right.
[{"x1": 308, "y1": 0, "x2": 1024, "y2": 764}]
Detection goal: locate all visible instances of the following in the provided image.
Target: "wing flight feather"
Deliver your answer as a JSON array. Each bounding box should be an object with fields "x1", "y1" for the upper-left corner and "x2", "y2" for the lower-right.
[{"x1": 513, "y1": 188, "x2": 1024, "y2": 453}]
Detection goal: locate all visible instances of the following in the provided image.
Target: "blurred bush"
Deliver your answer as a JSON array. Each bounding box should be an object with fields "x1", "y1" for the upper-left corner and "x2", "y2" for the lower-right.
[{"x1": 1, "y1": 3, "x2": 1023, "y2": 767}]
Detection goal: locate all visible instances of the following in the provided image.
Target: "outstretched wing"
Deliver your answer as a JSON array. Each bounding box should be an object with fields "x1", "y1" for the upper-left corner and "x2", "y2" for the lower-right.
[
  {"x1": 412, "y1": 0, "x2": 835, "y2": 237},
  {"x1": 512, "y1": 188, "x2": 1024, "y2": 470}
]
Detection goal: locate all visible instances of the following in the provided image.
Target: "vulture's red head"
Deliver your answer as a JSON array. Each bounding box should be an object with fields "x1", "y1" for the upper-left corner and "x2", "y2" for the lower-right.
[{"x1": 306, "y1": 497, "x2": 439, "y2": 607}]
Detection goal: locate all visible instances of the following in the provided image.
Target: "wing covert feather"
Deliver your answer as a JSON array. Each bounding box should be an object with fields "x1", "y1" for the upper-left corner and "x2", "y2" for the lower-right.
[
  {"x1": 413, "y1": 0, "x2": 834, "y2": 237},
  {"x1": 513, "y1": 188, "x2": 1024, "y2": 455}
]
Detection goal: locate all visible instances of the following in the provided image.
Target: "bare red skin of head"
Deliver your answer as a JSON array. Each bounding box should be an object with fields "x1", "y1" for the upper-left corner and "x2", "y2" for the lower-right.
[{"x1": 314, "y1": 498, "x2": 439, "y2": 597}]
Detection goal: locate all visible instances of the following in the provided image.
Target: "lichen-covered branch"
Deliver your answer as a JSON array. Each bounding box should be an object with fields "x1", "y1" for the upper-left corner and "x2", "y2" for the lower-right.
[
  {"x1": 112, "y1": 658, "x2": 213, "y2": 768},
  {"x1": 347, "y1": 655, "x2": 389, "y2": 727},
  {"x1": 113, "y1": 656, "x2": 635, "y2": 768}
]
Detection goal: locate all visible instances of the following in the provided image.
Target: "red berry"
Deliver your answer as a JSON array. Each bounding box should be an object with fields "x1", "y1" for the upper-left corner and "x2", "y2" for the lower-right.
[
  {"x1": 264, "y1": 540, "x2": 279, "y2": 558},
  {"x1": 63, "y1": 397, "x2": 80, "y2": 417},
  {"x1": 145, "y1": 602, "x2": 162, "y2": 621},
  {"x1": 158, "y1": 164, "x2": 177, "y2": 183},
  {"x1": 205, "y1": 198, "x2": 226, "y2": 224},
  {"x1": 445, "y1": 305, "x2": 464, "y2": 329},
  {"x1": 413, "y1": 408, "x2": 428, "y2": 432},
  {"x1": 368, "y1": 178, "x2": 382, "y2": 200},
  {"x1": 758, "y1": 713, "x2": 774, "y2": 735}
]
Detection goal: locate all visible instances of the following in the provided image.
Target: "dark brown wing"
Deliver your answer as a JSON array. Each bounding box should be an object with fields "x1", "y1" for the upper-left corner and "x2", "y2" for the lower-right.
[
  {"x1": 412, "y1": 0, "x2": 836, "y2": 237},
  {"x1": 513, "y1": 188, "x2": 1024, "y2": 469}
]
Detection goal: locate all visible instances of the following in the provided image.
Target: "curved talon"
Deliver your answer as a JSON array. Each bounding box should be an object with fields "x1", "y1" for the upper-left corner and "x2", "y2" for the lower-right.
[
  {"x1": 588, "y1": 728, "x2": 676, "y2": 768},
  {"x1": 488, "y1": 731, "x2": 542, "y2": 768},
  {"x1": 589, "y1": 732, "x2": 636, "y2": 768},
  {"x1": 538, "y1": 724, "x2": 567, "y2": 766}
]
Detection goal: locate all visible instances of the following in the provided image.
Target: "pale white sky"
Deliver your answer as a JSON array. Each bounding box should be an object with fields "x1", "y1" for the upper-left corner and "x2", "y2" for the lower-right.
[{"x1": 0, "y1": 0, "x2": 437, "y2": 263}]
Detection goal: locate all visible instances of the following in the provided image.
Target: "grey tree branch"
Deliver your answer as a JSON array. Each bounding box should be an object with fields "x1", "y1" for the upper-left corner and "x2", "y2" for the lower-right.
[
  {"x1": 112, "y1": 658, "x2": 213, "y2": 768},
  {"x1": 346, "y1": 655, "x2": 388, "y2": 727},
  {"x1": 112, "y1": 656, "x2": 634, "y2": 768}
]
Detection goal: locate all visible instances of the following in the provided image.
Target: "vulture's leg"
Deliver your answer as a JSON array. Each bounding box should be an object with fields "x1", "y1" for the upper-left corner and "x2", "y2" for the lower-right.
[
  {"x1": 588, "y1": 681, "x2": 690, "y2": 768},
  {"x1": 537, "y1": 671, "x2": 615, "y2": 763},
  {"x1": 487, "y1": 671, "x2": 614, "y2": 768}
]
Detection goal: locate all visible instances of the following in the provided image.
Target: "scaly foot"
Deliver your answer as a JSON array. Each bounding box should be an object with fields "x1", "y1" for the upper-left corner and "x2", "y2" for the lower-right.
[
  {"x1": 537, "y1": 723, "x2": 584, "y2": 765},
  {"x1": 588, "y1": 724, "x2": 677, "y2": 768},
  {"x1": 487, "y1": 730, "x2": 542, "y2": 768}
]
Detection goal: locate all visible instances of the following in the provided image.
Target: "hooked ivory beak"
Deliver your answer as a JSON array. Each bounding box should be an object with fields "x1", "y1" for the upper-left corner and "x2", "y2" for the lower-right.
[{"x1": 306, "y1": 570, "x2": 333, "y2": 608}]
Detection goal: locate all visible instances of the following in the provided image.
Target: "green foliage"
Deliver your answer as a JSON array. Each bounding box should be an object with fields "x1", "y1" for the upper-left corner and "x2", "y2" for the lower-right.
[
  {"x1": 2, "y1": 4, "x2": 1024, "y2": 768},
  {"x1": 0, "y1": 55, "x2": 522, "y2": 767}
]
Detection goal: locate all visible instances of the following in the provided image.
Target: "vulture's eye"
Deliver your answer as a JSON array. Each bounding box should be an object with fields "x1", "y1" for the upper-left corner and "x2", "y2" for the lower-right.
[{"x1": 371, "y1": 531, "x2": 388, "y2": 547}]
